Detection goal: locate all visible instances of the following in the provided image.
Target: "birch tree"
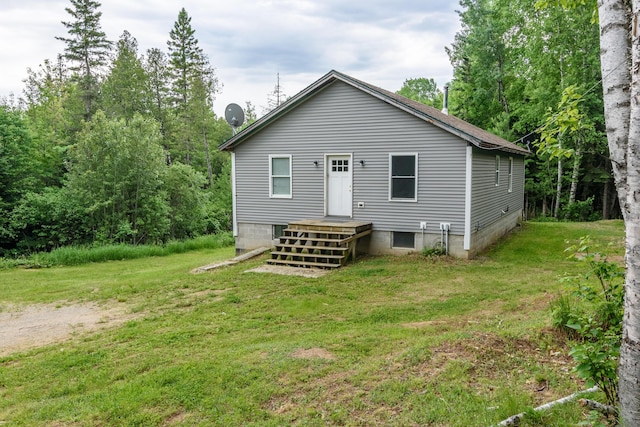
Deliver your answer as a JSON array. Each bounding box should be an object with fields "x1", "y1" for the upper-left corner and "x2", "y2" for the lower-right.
[
  {"x1": 536, "y1": 0, "x2": 639, "y2": 422},
  {"x1": 597, "y1": 1, "x2": 640, "y2": 424}
]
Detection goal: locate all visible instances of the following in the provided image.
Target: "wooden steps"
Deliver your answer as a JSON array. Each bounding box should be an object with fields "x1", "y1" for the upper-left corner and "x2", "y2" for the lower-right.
[{"x1": 268, "y1": 220, "x2": 372, "y2": 269}]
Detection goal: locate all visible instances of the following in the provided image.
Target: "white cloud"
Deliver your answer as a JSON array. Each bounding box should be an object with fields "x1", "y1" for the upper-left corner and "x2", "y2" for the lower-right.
[{"x1": 0, "y1": 0, "x2": 461, "y2": 117}]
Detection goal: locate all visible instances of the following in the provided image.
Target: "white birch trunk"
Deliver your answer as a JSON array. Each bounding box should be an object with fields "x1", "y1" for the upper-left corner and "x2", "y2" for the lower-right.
[
  {"x1": 555, "y1": 157, "x2": 563, "y2": 218},
  {"x1": 620, "y1": 1, "x2": 640, "y2": 423},
  {"x1": 598, "y1": 0, "x2": 637, "y2": 425},
  {"x1": 568, "y1": 141, "x2": 582, "y2": 206},
  {"x1": 598, "y1": 0, "x2": 630, "y2": 214}
]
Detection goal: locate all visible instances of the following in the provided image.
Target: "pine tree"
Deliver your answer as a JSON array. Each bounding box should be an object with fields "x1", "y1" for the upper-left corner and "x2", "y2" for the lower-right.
[
  {"x1": 56, "y1": 0, "x2": 112, "y2": 121},
  {"x1": 144, "y1": 48, "x2": 172, "y2": 164},
  {"x1": 101, "y1": 31, "x2": 149, "y2": 121},
  {"x1": 166, "y1": 8, "x2": 220, "y2": 168},
  {"x1": 167, "y1": 8, "x2": 203, "y2": 108}
]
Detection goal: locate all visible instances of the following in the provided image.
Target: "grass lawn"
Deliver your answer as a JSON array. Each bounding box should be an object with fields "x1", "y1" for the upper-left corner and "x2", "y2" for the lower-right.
[{"x1": 0, "y1": 221, "x2": 625, "y2": 426}]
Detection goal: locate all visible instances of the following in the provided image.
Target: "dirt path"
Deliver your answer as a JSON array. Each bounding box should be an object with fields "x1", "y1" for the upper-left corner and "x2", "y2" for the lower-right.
[{"x1": 0, "y1": 302, "x2": 133, "y2": 357}]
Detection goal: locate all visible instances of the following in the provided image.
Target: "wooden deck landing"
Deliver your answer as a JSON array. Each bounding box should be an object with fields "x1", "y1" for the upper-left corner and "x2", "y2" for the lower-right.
[{"x1": 268, "y1": 219, "x2": 372, "y2": 269}]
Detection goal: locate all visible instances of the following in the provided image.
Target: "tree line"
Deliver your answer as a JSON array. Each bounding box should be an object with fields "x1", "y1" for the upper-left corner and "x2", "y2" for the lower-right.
[
  {"x1": 0, "y1": 0, "x2": 614, "y2": 257},
  {"x1": 449, "y1": 0, "x2": 610, "y2": 220},
  {"x1": 399, "y1": 0, "x2": 611, "y2": 221},
  {"x1": 0, "y1": 1, "x2": 246, "y2": 256}
]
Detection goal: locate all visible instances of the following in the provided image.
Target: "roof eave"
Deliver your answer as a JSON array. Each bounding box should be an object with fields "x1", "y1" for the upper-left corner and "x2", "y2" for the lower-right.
[
  {"x1": 219, "y1": 70, "x2": 531, "y2": 156},
  {"x1": 334, "y1": 76, "x2": 530, "y2": 156},
  {"x1": 219, "y1": 70, "x2": 342, "y2": 151}
]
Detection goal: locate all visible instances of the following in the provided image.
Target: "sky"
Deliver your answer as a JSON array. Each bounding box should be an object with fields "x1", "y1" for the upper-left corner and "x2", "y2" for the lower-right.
[{"x1": 0, "y1": 0, "x2": 462, "y2": 119}]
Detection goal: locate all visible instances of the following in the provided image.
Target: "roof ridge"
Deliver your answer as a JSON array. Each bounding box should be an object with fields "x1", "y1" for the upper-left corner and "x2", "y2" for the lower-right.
[{"x1": 220, "y1": 70, "x2": 530, "y2": 156}]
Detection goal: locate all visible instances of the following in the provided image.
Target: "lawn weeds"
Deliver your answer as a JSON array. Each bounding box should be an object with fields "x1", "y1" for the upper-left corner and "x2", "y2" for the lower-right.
[{"x1": 0, "y1": 221, "x2": 625, "y2": 426}]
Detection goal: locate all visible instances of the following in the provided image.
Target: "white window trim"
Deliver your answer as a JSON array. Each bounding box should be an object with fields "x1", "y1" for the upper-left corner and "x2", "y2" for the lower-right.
[
  {"x1": 269, "y1": 154, "x2": 292, "y2": 198},
  {"x1": 389, "y1": 153, "x2": 419, "y2": 202},
  {"x1": 508, "y1": 157, "x2": 513, "y2": 193},
  {"x1": 495, "y1": 155, "x2": 500, "y2": 187}
]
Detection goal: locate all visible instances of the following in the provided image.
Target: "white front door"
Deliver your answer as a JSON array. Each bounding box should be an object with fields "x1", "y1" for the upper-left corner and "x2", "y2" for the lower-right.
[{"x1": 326, "y1": 155, "x2": 352, "y2": 217}]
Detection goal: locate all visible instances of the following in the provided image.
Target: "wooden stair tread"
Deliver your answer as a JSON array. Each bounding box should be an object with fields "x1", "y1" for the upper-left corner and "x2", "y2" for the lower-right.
[
  {"x1": 268, "y1": 220, "x2": 372, "y2": 269},
  {"x1": 271, "y1": 251, "x2": 345, "y2": 259},
  {"x1": 267, "y1": 259, "x2": 342, "y2": 268},
  {"x1": 283, "y1": 229, "x2": 356, "y2": 236},
  {"x1": 280, "y1": 236, "x2": 350, "y2": 244},
  {"x1": 274, "y1": 242, "x2": 348, "y2": 251}
]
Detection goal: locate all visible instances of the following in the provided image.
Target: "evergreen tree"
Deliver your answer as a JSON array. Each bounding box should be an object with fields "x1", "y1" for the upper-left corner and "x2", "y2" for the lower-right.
[
  {"x1": 144, "y1": 47, "x2": 172, "y2": 163},
  {"x1": 56, "y1": 0, "x2": 112, "y2": 121},
  {"x1": 166, "y1": 8, "x2": 220, "y2": 170},
  {"x1": 101, "y1": 31, "x2": 149, "y2": 121},
  {"x1": 167, "y1": 8, "x2": 204, "y2": 108}
]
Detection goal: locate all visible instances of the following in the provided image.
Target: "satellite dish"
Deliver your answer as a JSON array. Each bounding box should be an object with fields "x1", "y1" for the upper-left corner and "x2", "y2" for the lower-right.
[{"x1": 225, "y1": 103, "x2": 245, "y2": 129}]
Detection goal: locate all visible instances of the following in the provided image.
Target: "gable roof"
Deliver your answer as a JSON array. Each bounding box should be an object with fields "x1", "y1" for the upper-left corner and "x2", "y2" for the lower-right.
[{"x1": 219, "y1": 70, "x2": 530, "y2": 156}]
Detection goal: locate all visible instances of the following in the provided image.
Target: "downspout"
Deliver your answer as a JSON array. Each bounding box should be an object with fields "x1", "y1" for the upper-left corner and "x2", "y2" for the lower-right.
[
  {"x1": 464, "y1": 145, "x2": 472, "y2": 251},
  {"x1": 231, "y1": 152, "x2": 238, "y2": 237}
]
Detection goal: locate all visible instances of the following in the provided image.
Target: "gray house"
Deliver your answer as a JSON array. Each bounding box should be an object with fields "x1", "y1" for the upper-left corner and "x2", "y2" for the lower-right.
[{"x1": 220, "y1": 70, "x2": 529, "y2": 262}]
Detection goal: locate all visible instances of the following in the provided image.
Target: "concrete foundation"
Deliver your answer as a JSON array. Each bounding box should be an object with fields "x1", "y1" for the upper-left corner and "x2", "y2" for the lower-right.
[
  {"x1": 235, "y1": 210, "x2": 523, "y2": 259},
  {"x1": 466, "y1": 209, "x2": 523, "y2": 258}
]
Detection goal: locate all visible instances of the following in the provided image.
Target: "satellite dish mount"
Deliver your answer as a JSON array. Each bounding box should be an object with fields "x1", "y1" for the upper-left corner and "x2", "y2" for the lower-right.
[{"x1": 225, "y1": 103, "x2": 245, "y2": 135}]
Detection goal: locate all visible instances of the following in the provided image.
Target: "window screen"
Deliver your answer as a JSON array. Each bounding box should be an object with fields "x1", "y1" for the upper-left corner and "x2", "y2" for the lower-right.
[{"x1": 390, "y1": 154, "x2": 417, "y2": 200}]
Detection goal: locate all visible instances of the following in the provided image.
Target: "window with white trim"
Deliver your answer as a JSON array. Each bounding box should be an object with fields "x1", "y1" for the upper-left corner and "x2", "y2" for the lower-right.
[
  {"x1": 389, "y1": 153, "x2": 418, "y2": 201},
  {"x1": 269, "y1": 155, "x2": 292, "y2": 198},
  {"x1": 508, "y1": 157, "x2": 513, "y2": 192},
  {"x1": 495, "y1": 155, "x2": 500, "y2": 186}
]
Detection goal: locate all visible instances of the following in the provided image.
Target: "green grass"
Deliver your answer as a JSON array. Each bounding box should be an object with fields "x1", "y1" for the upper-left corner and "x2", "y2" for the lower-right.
[
  {"x1": 0, "y1": 221, "x2": 625, "y2": 426},
  {"x1": 0, "y1": 233, "x2": 235, "y2": 269}
]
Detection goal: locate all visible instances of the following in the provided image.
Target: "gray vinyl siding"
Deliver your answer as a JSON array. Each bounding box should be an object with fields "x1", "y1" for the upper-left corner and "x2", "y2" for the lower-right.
[
  {"x1": 470, "y1": 149, "x2": 525, "y2": 233},
  {"x1": 234, "y1": 81, "x2": 470, "y2": 235}
]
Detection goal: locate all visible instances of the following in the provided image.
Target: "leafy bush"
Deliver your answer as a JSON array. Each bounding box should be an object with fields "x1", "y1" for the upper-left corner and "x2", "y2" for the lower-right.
[
  {"x1": 7, "y1": 187, "x2": 91, "y2": 255},
  {"x1": 421, "y1": 243, "x2": 447, "y2": 258},
  {"x1": 552, "y1": 236, "x2": 624, "y2": 409},
  {"x1": 561, "y1": 197, "x2": 599, "y2": 222}
]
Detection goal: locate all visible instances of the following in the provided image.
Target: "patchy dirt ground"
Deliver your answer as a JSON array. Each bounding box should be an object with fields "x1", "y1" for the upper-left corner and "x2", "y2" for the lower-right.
[
  {"x1": 246, "y1": 264, "x2": 329, "y2": 278},
  {"x1": 291, "y1": 347, "x2": 337, "y2": 360},
  {"x1": 0, "y1": 302, "x2": 134, "y2": 357}
]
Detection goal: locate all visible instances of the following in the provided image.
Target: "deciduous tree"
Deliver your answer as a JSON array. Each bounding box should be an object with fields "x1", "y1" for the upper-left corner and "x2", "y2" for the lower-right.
[
  {"x1": 396, "y1": 77, "x2": 443, "y2": 109},
  {"x1": 596, "y1": 0, "x2": 640, "y2": 424},
  {"x1": 66, "y1": 111, "x2": 169, "y2": 244}
]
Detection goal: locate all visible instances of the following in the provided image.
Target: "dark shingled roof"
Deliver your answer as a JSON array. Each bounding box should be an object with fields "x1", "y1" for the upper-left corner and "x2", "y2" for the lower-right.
[{"x1": 220, "y1": 70, "x2": 530, "y2": 156}]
